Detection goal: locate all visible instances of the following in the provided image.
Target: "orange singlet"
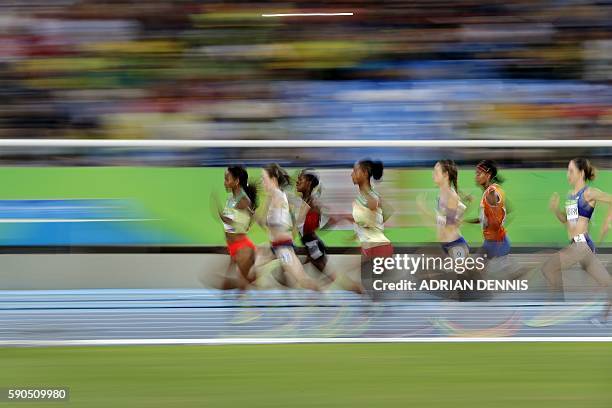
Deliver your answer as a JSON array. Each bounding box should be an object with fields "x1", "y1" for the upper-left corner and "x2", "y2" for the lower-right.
[{"x1": 480, "y1": 184, "x2": 507, "y2": 241}]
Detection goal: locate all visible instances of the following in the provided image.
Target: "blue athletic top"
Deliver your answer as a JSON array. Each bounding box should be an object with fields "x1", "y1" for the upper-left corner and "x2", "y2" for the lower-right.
[{"x1": 567, "y1": 186, "x2": 594, "y2": 220}]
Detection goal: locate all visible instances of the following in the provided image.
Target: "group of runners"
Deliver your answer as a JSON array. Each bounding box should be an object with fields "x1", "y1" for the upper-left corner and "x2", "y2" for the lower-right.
[{"x1": 216, "y1": 158, "x2": 612, "y2": 323}]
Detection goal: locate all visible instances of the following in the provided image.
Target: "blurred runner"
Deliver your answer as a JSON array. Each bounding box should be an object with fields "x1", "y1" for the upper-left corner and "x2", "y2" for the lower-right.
[
  {"x1": 256, "y1": 163, "x2": 319, "y2": 290},
  {"x1": 296, "y1": 168, "x2": 363, "y2": 293},
  {"x1": 542, "y1": 158, "x2": 612, "y2": 324},
  {"x1": 467, "y1": 160, "x2": 529, "y2": 280},
  {"x1": 417, "y1": 160, "x2": 479, "y2": 300},
  {"x1": 345, "y1": 159, "x2": 393, "y2": 296},
  {"x1": 214, "y1": 166, "x2": 257, "y2": 290},
  {"x1": 418, "y1": 160, "x2": 469, "y2": 259}
]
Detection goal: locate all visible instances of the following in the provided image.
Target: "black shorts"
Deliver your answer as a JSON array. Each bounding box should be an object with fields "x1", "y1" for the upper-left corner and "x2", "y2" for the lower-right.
[{"x1": 301, "y1": 234, "x2": 327, "y2": 261}]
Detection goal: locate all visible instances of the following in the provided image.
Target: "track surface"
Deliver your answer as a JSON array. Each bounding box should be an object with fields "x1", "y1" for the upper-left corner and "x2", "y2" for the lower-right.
[{"x1": 0, "y1": 288, "x2": 609, "y2": 345}]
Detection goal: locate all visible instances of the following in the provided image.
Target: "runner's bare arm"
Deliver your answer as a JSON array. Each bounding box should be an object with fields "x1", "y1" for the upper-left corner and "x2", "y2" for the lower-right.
[
  {"x1": 587, "y1": 188, "x2": 612, "y2": 240},
  {"x1": 549, "y1": 192, "x2": 567, "y2": 224}
]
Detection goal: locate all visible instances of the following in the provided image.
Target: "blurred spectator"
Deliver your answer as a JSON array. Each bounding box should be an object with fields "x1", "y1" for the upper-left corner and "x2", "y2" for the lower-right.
[{"x1": 0, "y1": 0, "x2": 611, "y2": 142}]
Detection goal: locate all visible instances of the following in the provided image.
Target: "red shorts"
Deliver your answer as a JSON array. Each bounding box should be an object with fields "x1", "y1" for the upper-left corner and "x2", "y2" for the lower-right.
[
  {"x1": 361, "y1": 243, "x2": 394, "y2": 260},
  {"x1": 227, "y1": 236, "x2": 256, "y2": 259}
]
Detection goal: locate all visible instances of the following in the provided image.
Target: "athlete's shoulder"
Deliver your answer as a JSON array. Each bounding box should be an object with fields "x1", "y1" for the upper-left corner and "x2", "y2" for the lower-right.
[
  {"x1": 448, "y1": 188, "x2": 461, "y2": 204},
  {"x1": 486, "y1": 183, "x2": 503, "y2": 193},
  {"x1": 236, "y1": 194, "x2": 251, "y2": 210},
  {"x1": 277, "y1": 187, "x2": 289, "y2": 197},
  {"x1": 368, "y1": 189, "x2": 381, "y2": 200},
  {"x1": 583, "y1": 186, "x2": 603, "y2": 202},
  {"x1": 308, "y1": 195, "x2": 322, "y2": 210},
  {"x1": 484, "y1": 185, "x2": 502, "y2": 206}
]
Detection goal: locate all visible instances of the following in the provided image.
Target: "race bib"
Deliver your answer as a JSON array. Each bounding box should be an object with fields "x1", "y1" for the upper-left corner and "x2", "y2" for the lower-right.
[
  {"x1": 277, "y1": 248, "x2": 292, "y2": 265},
  {"x1": 573, "y1": 233, "x2": 587, "y2": 243},
  {"x1": 222, "y1": 210, "x2": 235, "y2": 232},
  {"x1": 448, "y1": 245, "x2": 467, "y2": 260},
  {"x1": 565, "y1": 199, "x2": 579, "y2": 222},
  {"x1": 305, "y1": 240, "x2": 323, "y2": 260},
  {"x1": 436, "y1": 214, "x2": 446, "y2": 227}
]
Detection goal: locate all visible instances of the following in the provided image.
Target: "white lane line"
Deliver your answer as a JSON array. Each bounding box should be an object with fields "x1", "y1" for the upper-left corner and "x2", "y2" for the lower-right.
[{"x1": 0, "y1": 337, "x2": 610, "y2": 347}]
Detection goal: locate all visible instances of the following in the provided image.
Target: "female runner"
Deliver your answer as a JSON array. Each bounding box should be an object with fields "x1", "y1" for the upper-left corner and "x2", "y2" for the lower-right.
[
  {"x1": 260, "y1": 163, "x2": 319, "y2": 290},
  {"x1": 543, "y1": 158, "x2": 612, "y2": 323},
  {"x1": 296, "y1": 168, "x2": 364, "y2": 293},
  {"x1": 218, "y1": 166, "x2": 257, "y2": 290}
]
